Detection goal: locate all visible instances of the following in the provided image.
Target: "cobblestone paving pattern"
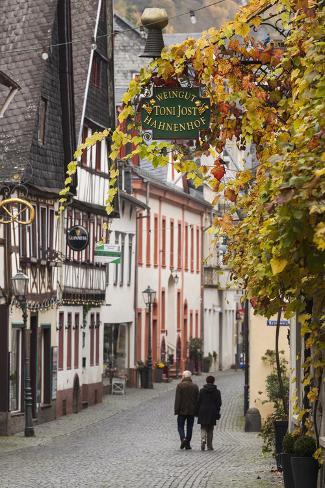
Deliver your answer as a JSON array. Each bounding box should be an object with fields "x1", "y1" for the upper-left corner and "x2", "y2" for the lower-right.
[{"x1": 0, "y1": 371, "x2": 282, "y2": 488}]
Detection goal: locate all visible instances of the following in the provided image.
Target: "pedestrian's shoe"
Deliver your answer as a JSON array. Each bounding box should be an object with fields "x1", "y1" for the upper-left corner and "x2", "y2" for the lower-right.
[
  {"x1": 185, "y1": 440, "x2": 192, "y2": 450},
  {"x1": 201, "y1": 441, "x2": 206, "y2": 451},
  {"x1": 180, "y1": 438, "x2": 187, "y2": 449},
  {"x1": 207, "y1": 446, "x2": 214, "y2": 451}
]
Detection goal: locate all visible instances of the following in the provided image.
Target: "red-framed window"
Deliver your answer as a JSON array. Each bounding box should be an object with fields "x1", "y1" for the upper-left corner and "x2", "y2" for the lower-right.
[
  {"x1": 177, "y1": 290, "x2": 181, "y2": 331},
  {"x1": 161, "y1": 289, "x2": 165, "y2": 330},
  {"x1": 170, "y1": 219, "x2": 174, "y2": 269},
  {"x1": 190, "y1": 226, "x2": 194, "y2": 273},
  {"x1": 190, "y1": 310, "x2": 193, "y2": 338},
  {"x1": 177, "y1": 222, "x2": 182, "y2": 270},
  {"x1": 58, "y1": 312, "x2": 64, "y2": 370},
  {"x1": 184, "y1": 223, "x2": 189, "y2": 271},
  {"x1": 154, "y1": 214, "x2": 159, "y2": 267},
  {"x1": 162, "y1": 216, "x2": 166, "y2": 267},
  {"x1": 74, "y1": 313, "x2": 79, "y2": 369},
  {"x1": 67, "y1": 312, "x2": 72, "y2": 369},
  {"x1": 137, "y1": 213, "x2": 143, "y2": 266},
  {"x1": 136, "y1": 310, "x2": 142, "y2": 361},
  {"x1": 146, "y1": 214, "x2": 151, "y2": 267},
  {"x1": 196, "y1": 226, "x2": 200, "y2": 273},
  {"x1": 90, "y1": 313, "x2": 95, "y2": 366}
]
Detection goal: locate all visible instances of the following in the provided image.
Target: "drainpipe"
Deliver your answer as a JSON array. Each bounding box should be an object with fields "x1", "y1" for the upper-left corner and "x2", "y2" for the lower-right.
[{"x1": 243, "y1": 299, "x2": 249, "y2": 415}]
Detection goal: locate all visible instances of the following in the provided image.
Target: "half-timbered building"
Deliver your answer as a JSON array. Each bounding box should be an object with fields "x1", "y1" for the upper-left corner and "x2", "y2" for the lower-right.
[{"x1": 0, "y1": 0, "x2": 116, "y2": 433}]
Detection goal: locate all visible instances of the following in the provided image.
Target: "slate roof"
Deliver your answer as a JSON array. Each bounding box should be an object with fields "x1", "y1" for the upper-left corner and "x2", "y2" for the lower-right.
[
  {"x1": 0, "y1": 0, "x2": 100, "y2": 186},
  {"x1": 0, "y1": 0, "x2": 57, "y2": 184}
]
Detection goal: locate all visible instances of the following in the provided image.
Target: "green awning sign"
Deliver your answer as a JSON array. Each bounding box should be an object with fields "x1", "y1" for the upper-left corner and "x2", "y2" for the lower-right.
[
  {"x1": 94, "y1": 243, "x2": 121, "y2": 264},
  {"x1": 141, "y1": 87, "x2": 210, "y2": 141}
]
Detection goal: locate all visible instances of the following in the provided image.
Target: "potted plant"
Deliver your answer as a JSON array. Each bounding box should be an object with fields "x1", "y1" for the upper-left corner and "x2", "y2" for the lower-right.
[
  {"x1": 291, "y1": 435, "x2": 318, "y2": 488},
  {"x1": 154, "y1": 361, "x2": 164, "y2": 383},
  {"x1": 280, "y1": 432, "x2": 296, "y2": 488},
  {"x1": 202, "y1": 355, "x2": 212, "y2": 373},
  {"x1": 259, "y1": 348, "x2": 289, "y2": 469},
  {"x1": 136, "y1": 361, "x2": 148, "y2": 389}
]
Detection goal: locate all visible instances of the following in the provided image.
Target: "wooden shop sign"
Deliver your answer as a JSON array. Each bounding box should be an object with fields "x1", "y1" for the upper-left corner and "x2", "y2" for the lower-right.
[
  {"x1": 141, "y1": 87, "x2": 210, "y2": 140},
  {"x1": 67, "y1": 225, "x2": 89, "y2": 252}
]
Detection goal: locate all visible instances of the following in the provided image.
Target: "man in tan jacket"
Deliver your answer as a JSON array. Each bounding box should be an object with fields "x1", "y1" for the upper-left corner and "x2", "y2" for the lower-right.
[{"x1": 174, "y1": 370, "x2": 199, "y2": 450}]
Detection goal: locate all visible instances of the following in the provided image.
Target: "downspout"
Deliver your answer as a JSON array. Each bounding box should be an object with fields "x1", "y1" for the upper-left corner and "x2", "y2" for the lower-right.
[{"x1": 200, "y1": 212, "x2": 204, "y2": 350}]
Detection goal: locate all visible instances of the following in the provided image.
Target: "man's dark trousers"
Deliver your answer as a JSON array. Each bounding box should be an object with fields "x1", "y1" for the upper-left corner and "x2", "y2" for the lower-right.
[{"x1": 177, "y1": 415, "x2": 195, "y2": 442}]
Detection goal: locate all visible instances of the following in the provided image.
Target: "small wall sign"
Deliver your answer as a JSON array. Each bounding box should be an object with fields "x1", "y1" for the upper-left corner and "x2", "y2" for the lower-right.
[
  {"x1": 267, "y1": 319, "x2": 290, "y2": 326},
  {"x1": 94, "y1": 243, "x2": 121, "y2": 264},
  {"x1": 67, "y1": 225, "x2": 89, "y2": 251},
  {"x1": 141, "y1": 87, "x2": 210, "y2": 141}
]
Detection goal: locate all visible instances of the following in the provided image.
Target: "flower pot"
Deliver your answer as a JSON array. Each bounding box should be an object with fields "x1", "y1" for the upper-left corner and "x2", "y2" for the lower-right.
[
  {"x1": 155, "y1": 368, "x2": 163, "y2": 383},
  {"x1": 280, "y1": 453, "x2": 294, "y2": 488},
  {"x1": 139, "y1": 367, "x2": 148, "y2": 388},
  {"x1": 291, "y1": 457, "x2": 318, "y2": 488},
  {"x1": 274, "y1": 420, "x2": 288, "y2": 470}
]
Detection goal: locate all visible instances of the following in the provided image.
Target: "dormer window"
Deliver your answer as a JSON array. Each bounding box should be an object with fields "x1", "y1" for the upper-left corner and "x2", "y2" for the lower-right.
[
  {"x1": 91, "y1": 54, "x2": 101, "y2": 88},
  {"x1": 38, "y1": 97, "x2": 47, "y2": 145}
]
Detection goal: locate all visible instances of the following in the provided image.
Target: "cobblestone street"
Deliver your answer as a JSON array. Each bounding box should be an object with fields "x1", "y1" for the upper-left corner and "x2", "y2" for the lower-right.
[{"x1": 0, "y1": 371, "x2": 282, "y2": 488}]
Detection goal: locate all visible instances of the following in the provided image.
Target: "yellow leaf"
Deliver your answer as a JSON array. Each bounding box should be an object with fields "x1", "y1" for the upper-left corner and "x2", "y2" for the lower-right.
[
  {"x1": 250, "y1": 16, "x2": 261, "y2": 28},
  {"x1": 270, "y1": 257, "x2": 288, "y2": 275},
  {"x1": 234, "y1": 21, "x2": 250, "y2": 38}
]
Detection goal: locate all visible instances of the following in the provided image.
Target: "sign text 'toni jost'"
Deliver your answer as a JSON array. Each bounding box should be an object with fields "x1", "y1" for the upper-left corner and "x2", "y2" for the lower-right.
[{"x1": 141, "y1": 87, "x2": 210, "y2": 140}]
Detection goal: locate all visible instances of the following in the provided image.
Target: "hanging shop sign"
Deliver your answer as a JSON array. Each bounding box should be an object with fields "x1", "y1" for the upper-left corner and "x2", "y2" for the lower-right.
[
  {"x1": 94, "y1": 243, "x2": 121, "y2": 264},
  {"x1": 67, "y1": 225, "x2": 89, "y2": 251},
  {"x1": 141, "y1": 87, "x2": 210, "y2": 141}
]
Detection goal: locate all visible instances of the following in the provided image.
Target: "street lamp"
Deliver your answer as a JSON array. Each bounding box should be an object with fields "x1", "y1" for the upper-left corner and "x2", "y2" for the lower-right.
[
  {"x1": 12, "y1": 270, "x2": 34, "y2": 437},
  {"x1": 142, "y1": 285, "x2": 156, "y2": 389}
]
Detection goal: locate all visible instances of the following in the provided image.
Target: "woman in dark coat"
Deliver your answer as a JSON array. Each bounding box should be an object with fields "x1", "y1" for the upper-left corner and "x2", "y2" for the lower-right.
[{"x1": 197, "y1": 375, "x2": 222, "y2": 450}]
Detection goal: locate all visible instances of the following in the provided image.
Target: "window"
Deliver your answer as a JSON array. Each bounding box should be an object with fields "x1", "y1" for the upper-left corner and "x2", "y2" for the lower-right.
[
  {"x1": 136, "y1": 310, "x2": 142, "y2": 362},
  {"x1": 184, "y1": 223, "x2": 189, "y2": 271},
  {"x1": 190, "y1": 311, "x2": 193, "y2": 338},
  {"x1": 10, "y1": 327, "x2": 22, "y2": 411},
  {"x1": 95, "y1": 140, "x2": 101, "y2": 172},
  {"x1": 190, "y1": 226, "x2": 194, "y2": 272},
  {"x1": 90, "y1": 313, "x2": 95, "y2": 366},
  {"x1": 177, "y1": 291, "x2": 181, "y2": 331},
  {"x1": 195, "y1": 311, "x2": 199, "y2": 337},
  {"x1": 162, "y1": 216, "x2": 166, "y2": 267},
  {"x1": 48, "y1": 209, "x2": 55, "y2": 251},
  {"x1": 154, "y1": 215, "x2": 158, "y2": 266},
  {"x1": 38, "y1": 98, "x2": 47, "y2": 144},
  {"x1": 40, "y1": 207, "x2": 47, "y2": 259},
  {"x1": 74, "y1": 314, "x2": 79, "y2": 369},
  {"x1": 127, "y1": 234, "x2": 133, "y2": 286},
  {"x1": 177, "y1": 222, "x2": 182, "y2": 270},
  {"x1": 19, "y1": 210, "x2": 27, "y2": 257},
  {"x1": 30, "y1": 205, "x2": 37, "y2": 258},
  {"x1": 81, "y1": 127, "x2": 88, "y2": 166},
  {"x1": 170, "y1": 219, "x2": 174, "y2": 269},
  {"x1": 95, "y1": 313, "x2": 100, "y2": 365},
  {"x1": 146, "y1": 214, "x2": 151, "y2": 266},
  {"x1": 91, "y1": 54, "x2": 101, "y2": 87},
  {"x1": 196, "y1": 227, "x2": 200, "y2": 273},
  {"x1": 113, "y1": 232, "x2": 119, "y2": 286},
  {"x1": 67, "y1": 313, "x2": 72, "y2": 369},
  {"x1": 42, "y1": 327, "x2": 51, "y2": 404},
  {"x1": 137, "y1": 214, "x2": 143, "y2": 266},
  {"x1": 58, "y1": 312, "x2": 64, "y2": 370},
  {"x1": 120, "y1": 234, "x2": 125, "y2": 286},
  {"x1": 161, "y1": 289, "x2": 165, "y2": 330}
]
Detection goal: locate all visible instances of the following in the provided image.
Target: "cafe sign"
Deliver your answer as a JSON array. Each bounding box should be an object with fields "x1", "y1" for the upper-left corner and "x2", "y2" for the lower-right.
[
  {"x1": 141, "y1": 87, "x2": 210, "y2": 141},
  {"x1": 67, "y1": 225, "x2": 89, "y2": 252}
]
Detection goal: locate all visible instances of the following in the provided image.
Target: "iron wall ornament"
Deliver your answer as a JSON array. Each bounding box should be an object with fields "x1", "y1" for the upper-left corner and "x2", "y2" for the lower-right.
[
  {"x1": 0, "y1": 197, "x2": 35, "y2": 224},
  {"x1": 141, "y1": 87, "x2": 210, "y2": 140},
  {"x1": 66, "y1": 225, "x2": 89, "y2": 252}
]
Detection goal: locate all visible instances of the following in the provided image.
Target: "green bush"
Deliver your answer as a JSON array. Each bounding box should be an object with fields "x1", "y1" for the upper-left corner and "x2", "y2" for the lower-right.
[
  {"x1": 293, "y1": 435, "x2": 316, "y2": 457},
  {"x1": 282, "y1": 432, "x2": 296, "y2": 454}
]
